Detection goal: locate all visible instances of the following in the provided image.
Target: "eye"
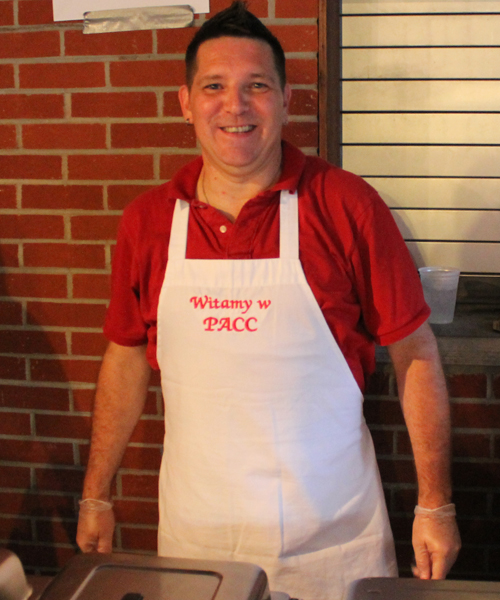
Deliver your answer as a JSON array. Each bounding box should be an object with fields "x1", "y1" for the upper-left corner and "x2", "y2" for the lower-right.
[
  {"x1": 251, "y1": 82, "x2": 268, "y2": 89},
  {"x1": 204, "y1": 83, "x2": 222, "y2": 91}
]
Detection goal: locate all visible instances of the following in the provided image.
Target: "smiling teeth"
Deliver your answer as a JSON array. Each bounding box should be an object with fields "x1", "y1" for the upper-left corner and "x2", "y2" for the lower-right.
[{"x1": 222, "y1": 126, "x2": 254, "y2": 133}]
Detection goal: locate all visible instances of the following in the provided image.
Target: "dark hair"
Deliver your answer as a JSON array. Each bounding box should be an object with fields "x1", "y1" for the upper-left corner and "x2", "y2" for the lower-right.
[{"x1": 185, "y1": 1, "x2": 286, "y2": 89}]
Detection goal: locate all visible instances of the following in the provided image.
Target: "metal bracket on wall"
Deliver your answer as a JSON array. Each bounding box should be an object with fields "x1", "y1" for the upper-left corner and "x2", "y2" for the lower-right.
[{"x1": 83, "y1": 5, "x2": 194, "y2": 33}]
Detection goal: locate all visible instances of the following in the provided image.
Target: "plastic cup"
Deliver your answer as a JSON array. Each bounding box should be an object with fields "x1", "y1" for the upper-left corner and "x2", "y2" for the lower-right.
[{"x1": 418, "y1": 267, "x2": 460, "y2": 324}]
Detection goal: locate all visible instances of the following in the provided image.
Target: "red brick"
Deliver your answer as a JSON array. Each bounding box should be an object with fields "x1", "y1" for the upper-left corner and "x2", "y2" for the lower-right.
[
  {"x1": 0, "y1": 1, "x2": 14, "y2": 25},
  {"x1": 0, "y1": 31, "x2": 59, "y2": 59},
  {"x1": 72, "y1": 91, "x2": 157, "y2": 118},
  {"x1": 0, "y1": 384, "x2": 70, "y2": 410},
  {"x1": 121, "y1": 473, "x2": 159, "y2": 499},
  {"x1": 364, "y1": 398, "x2": 404, "y2": 426},
  {"x1": 36, "y1": 414, "x2": 91, "y2": 440},
  {"x1": 289, "y1": 89, "x2": 318, "y2": 116},
  {"x1": 68, "y1": 154, "x2": 154, "y2": 181},
  {"x1": 0, "y1": 214, "x2": 64, "y2": 240},
  {"x1": 71, "y1": 214, "x2": 121, "y2": 240},
  {"x1": 65, "y1": 29, "x2": 152, "y2": 56},
  {"x1": 453, "y1": 432, "x2": 491, "y2": 458},
  {"x1": 18, "y1": 0, "x2": 53, "y2": 25},
  {"x1": 0, "y1": 64, "x2": 14, "y2": 88},
  {"x1": 30, "y1": 358, "x2": 101, "y2": 384},
  {"x1": 276, "y1": 0, "x2": 318, "y2": 18},
  {"x1": 370, "y1": 429, "x2": 395, "y2": 455},
  {"x1": 1, "y1": 273, "x2": 67, "y2": 299},
  {"x1": 121, "y1": 526, "x2": 158, "y2": 552},
  {"x1": 23, "y1": 124, "x2": 106, "y2": 150},
  {"x1": 377, "y1": 457, "x2": 416, "y2": 484},
  {"x1": 392, "y1": 488, "x2": 418, "y2": 513},
  {"x1": 22, "y1": 185, "x2": 103, "y2": 210},
  {"x1": 0, "y1": 411, "x2": 31, "y2": 435},
  {"x1": 20, "y1": 62, "x2": 105, "y2": 89},
  {"x1": 447, "y1": 374, "x2": 487, "y2": 399},
  {"x1": 453, "y1": 490, "x2": 488, "y2": 517},
  {"x1": 108, "y1": 184, "x2": 153, "y2": 210},
  {"x1": 157, "y1": 27, "x2": 196, "y2": 54},
  {"x1": 0, "y1": 155, "x2": 61, "y2": 179},
  {"x1": 71, "y1": 331, "x2": 107, "y2": 357},
  {"x1": 207, "y1": 0, "x2": 267, "y2": 17},
  {"x1": 269, "y1": 25, "x2": 318, "y2": 53},
  {"x1": 36, "y1": 518, "x2": 78, "y2": 544},
  {"x1": 451, "y1": 402, "x2": 500, "y2": 428},
  {"x1": 111, "y1": 123, "x2": 196, "y2": 149},
  {"x1": 492, "y1": 375, "x2": 500, "y2": 399},
  {"x1": 395, "y1": 430, "x2": 412, "y2": 455},
  {"x1": 120, "y1": 446, "x2": 162, "y2": 470},
  {"x1": 0, "y1": 93, "x2": 64, "y2": 119},
  {"x1": 0, "y1": 330, "x2": 67, "y2": 355},
  {"x1": 0, "y1": 439, "x2": 74, "y2": 464},
  {"x1": 287, "y1": 59, "x2": 317, "y2": 85},
  {"x1": 0, "y1": 185, "x2": 16, "y2": 209},
  {"x1": 494, "y1": 436, "x2": 500, "y2": 459},
  {"x1": 0, "y1": 491, "x2": 76, "y2": 518},
  {"x1": 24, "y1": 243, "x2": 106, "y2": 269},
  {"x1": 453, "y1": 461, "x2": 500, "y2": 487},
  {"x1": 1, "y1": 243, "x2": 19, "y2": 267},
  {"x1": 163, "y1": 91, "x2": 183, "y2": 117},
  {"x1": 0, "y1": 516, "x2": 32, "y2": 542},
  {"x1": 27, "y1": 301, "x2": 106, "y2": 328},
  {"x1": 0, "y1": 465, "x2": 31, "y2": 489},
  {"x1": 150, "y1": 370, "x2": 161, "y2": 387},
  {"x1": 0, "y1": 124, "x2": 16, "y2": 148},
  {"x1": 0, "y1": 301, "x2": 23, "y2": 325},
  {"x1": 160, "y1": 154, "x2": 197, "y2": 179},
  {"x1": 459, "y1": 518, "x2": 500, "y2": 545},
  {"x1": 129, "y1": 418, "x2": 164, "y2": 445},
  {"x1": 114, "y1": 499, "x2": 158, "y2": 525},
  {"x1": 282, "y1": 121, "x2": 318, "y2": 147},
  {"x1": 72, "y1": 388, "x2": 95, "y2": 412},
  {"x1": 73, "y1": 274, "x2": 110, "y2": 300},
  {"x1": 110, "y1": 60, "x2": 184, "y2": 87}
]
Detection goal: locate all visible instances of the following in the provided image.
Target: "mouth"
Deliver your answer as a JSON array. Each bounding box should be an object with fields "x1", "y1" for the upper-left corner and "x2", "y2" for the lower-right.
[{"x1": 220, "y1": 125, "x2": 256, "y2": 134}]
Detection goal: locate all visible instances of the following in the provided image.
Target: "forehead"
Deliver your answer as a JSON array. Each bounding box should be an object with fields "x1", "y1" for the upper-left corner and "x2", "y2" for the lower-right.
[{"x1": 194, "y1": 36, "x2": 279, "y2": 80}]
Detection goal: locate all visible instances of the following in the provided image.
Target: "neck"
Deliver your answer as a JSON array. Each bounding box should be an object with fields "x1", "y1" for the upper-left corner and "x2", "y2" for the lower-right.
[{"x1": 198, "y1": 153, "x2": 283, "y2": 223}]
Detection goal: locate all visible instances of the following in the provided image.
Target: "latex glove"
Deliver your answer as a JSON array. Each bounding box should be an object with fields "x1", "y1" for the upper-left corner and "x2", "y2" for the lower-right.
[
  {"x1": 76, "y1": 502, "x2": 115, "y2": 553},
  {"x1": 412, "y1": 513, "x2": 461, "y2": 579}
]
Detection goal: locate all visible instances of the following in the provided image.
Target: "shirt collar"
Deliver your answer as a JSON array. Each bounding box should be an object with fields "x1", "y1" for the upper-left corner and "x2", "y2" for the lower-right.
[{"x1": 167, "y1": 141, "x2": 307, "y2": 202}]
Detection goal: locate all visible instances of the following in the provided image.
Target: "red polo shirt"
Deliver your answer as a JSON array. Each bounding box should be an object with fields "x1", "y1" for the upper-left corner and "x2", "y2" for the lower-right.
[{"x1": 104, "y1": 142, "x2": 429, "y2": 391}]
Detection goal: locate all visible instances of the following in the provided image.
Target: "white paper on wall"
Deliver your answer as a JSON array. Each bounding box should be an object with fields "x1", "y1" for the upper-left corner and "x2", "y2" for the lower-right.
[{"x1": 53, "y1": 0, "x2": 209, "y2": 22}]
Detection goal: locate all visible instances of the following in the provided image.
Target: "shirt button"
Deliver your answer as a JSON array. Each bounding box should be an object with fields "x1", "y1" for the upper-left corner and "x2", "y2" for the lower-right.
[{"x1": 220, "y1": 225, "x2": 227, "y2": 233}]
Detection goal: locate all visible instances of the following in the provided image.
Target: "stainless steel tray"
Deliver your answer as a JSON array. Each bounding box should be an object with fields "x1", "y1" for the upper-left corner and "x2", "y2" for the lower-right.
[
  {"x1": 347, "y1": 577, "x2": 500, "y2": 599},
  {"x1": 39, "y1": 553, "x2": 270, "y2": 600}
]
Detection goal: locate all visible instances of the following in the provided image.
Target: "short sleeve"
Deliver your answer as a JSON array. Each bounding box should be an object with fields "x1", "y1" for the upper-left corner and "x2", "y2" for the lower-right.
[
  {"x1": 103, "y1": 209, "x2": 149, "y2": 347},
  {"x1": 350, "y1": 187, "x2": 430, "y2": 346}
]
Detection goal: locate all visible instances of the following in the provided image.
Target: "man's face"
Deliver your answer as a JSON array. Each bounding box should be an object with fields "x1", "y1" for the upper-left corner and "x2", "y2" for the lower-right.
[{"x1": 179, "y1": 36, "x2": 291, "y2": 178}]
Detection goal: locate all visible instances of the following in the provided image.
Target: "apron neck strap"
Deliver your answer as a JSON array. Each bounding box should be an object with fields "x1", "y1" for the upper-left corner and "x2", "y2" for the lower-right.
[
  {"x1": 279, "y1": 189, "x2": 299, "y2": 260},
  {"x1": 169, "y1": 189, "x2": 299, "y2": 261}
]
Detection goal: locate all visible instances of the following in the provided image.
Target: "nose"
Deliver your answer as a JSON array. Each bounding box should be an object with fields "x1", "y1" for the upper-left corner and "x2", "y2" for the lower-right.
[{"x1": 223, "y1": 85, "x2": 249, "y2": 115}]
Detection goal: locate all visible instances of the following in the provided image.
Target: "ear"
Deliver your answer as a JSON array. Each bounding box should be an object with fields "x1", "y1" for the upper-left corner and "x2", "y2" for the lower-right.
[{"x1": 178, "y1": 85, "x2": 193, "y2": 122}]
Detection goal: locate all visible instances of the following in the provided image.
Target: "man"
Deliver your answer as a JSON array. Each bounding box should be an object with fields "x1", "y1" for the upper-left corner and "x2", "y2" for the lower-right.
[{"x1": 76, "y1": 3, "x2": 460, "y2": 599}]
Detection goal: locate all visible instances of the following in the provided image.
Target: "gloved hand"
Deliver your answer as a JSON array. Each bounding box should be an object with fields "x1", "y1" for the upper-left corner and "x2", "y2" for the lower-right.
[{"x1": 76, "y1": 499, "x2": 115, "y2": 553}]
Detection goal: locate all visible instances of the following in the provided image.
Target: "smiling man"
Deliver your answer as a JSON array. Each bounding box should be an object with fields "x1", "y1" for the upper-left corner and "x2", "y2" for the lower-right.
[{"x1": 76, "y1": 3, "x2": 460, "y2": 599}]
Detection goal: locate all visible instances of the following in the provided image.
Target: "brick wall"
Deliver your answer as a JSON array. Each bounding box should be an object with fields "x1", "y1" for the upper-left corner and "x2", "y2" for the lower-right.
[
  {"x1": 0, "y1": 0, "x2": 318, "y2": 573},
  {"x1": 366, "y1": 363, "x2": 500, "y2": 581}
]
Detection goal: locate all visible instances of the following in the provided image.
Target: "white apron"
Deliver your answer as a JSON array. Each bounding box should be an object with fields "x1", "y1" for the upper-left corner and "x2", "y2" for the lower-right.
[{"x1": 156, "y1": 191, "x2": 397, "y2": 600}]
